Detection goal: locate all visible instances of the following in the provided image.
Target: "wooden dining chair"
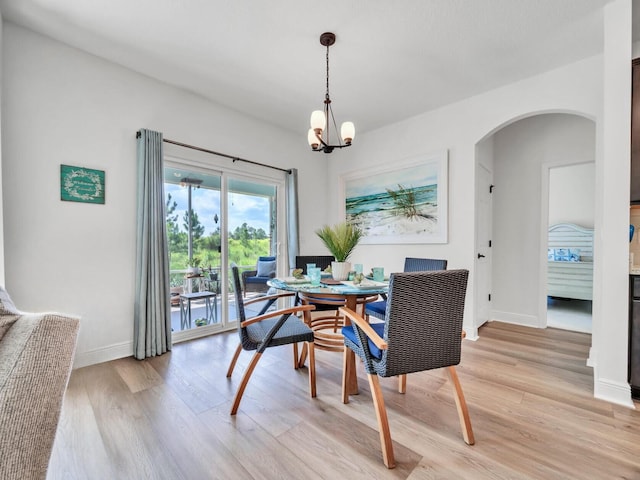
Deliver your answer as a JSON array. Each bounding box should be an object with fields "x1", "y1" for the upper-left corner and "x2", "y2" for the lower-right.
[
  {"x1": 226, "y1": 266, "x2": 317, "y2": 415},
  {"x1": 340, "y1": 269, "x2": 474, "y2": 469}
]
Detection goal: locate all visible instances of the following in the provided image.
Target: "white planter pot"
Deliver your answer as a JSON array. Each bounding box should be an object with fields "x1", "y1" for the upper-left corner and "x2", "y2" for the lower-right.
[
  {"x1": 187, "y1": 266, "x2": 200, "y2": 276},
  {"x1": 331, "y1": 261, "x2": 351, "y2": 281}
]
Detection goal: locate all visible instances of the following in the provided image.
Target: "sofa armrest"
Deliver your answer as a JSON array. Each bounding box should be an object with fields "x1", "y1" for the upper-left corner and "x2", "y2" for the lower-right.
[{"x1": 0, "y1": 313, "x2": 79, "y2": 479}]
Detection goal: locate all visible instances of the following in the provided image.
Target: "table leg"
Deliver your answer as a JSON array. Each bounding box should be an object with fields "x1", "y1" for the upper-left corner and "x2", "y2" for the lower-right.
[{"x1": 180, "y1": 297, "x2": 187, "y2": 330}]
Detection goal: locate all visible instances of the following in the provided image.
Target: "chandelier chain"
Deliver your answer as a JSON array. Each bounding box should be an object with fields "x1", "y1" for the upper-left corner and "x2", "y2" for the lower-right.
[{"x1": 325, "y1": 44, "x2": 330, "y2": 101}]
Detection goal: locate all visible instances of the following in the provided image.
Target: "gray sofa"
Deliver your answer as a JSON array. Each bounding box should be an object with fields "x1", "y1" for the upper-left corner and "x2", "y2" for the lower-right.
[{"x1": 0, "y1": 287, "x2": 79, "y2": 480}]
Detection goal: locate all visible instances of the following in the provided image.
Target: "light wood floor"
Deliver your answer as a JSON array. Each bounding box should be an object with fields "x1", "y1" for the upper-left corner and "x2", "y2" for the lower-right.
[{"x1": 48, "y1": 322, "x2": 640, "y2": 479}]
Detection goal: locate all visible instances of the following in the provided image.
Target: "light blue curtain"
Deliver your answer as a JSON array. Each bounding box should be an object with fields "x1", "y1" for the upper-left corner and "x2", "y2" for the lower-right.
[
  {"x1": 134, "y1": 129, "x2": 171, "y2": 359},
  {"x1": 286, "y1": 168, "x2": 300, "y2": 271}
]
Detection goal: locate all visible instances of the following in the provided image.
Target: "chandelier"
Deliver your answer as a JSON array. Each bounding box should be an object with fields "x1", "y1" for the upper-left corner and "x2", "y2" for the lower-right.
[{"x1": 307, "y1": 32, "x2": 355, "y2": 154}]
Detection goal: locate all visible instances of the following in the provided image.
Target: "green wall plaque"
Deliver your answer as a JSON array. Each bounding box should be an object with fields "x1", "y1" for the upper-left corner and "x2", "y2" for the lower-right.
[{"x1": 60, "y1": 165, "x2": 105, "y2": 204}]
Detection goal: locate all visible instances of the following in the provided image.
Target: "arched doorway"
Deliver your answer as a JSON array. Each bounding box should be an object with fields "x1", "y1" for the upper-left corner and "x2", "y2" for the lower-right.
[{"x1": 473, "y1": 112, "x2": 596, "y2": 336}]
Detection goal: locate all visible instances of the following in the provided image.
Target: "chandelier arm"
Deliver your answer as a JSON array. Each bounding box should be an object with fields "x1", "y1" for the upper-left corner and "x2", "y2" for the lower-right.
[{"x1": 327, "y1": 103, "x2": 342, "y2": 148}]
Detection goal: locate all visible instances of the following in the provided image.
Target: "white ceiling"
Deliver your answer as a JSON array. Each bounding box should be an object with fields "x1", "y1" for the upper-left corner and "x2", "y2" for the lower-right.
[{"x1": 0, "y1": 0, "x2": 632, "y2": 138}]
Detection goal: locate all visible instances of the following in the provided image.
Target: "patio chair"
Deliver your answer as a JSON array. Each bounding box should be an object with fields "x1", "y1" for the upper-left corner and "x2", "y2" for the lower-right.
[
  {"x1": 226, "y1": 266, "x2": 317, "y2": 415},
  {"x1": 340, "y1": 269, "x2": 474, "y2": 468},
  {"x1": 242, "y1": 255, "x2": 277, "y2": 297},
  {"x1": 365, "y1": 257, "x2": 448, "y2": 321}
]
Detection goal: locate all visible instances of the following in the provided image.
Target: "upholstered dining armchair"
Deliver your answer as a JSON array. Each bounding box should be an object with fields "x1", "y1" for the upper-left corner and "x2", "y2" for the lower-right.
[
  {"x1": 365, "y1": 257, "x2": 448, "y2": 321},
  {"x1": 293, "y1": 255, "x2": 335, "y2": 308},
  {"x1": 241, "y1": 255, "x2": 277, "y2": 297},
  {"x1": 226, "y1": 266, "x2": 317, "y2": 415},
  {"x1": 294, "y1": 255, "x2": 335, "y2": 273},
  {"x1": 340, "y1": 269, "x2": 474, "y2": 469}
]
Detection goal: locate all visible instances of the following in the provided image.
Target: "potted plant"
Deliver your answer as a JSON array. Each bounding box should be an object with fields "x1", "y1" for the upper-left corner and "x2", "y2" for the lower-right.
[
  {"x1": 187, "y1": 257, "x2": 202, "y2": 276},
  {"x1": 315, "y1": 222, "x2": 363, "y2": 280}
]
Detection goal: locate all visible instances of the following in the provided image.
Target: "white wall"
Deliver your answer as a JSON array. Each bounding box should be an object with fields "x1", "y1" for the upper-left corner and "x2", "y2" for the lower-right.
[
  {"x1": 327, "y1": 38, "x2": 630, "y2": 406},
  {"x1": 492, "y1": 114, "x2": 595, "y2": 325},
  {"x1": 0, "y1": 13, "x2": 4, "y2": 285},
  {"x1": 593, "y1": 0, "x2": 633, "y2": 406},
  {"x1": 1, "y1": 23, "x2": 325, "y2": 367},
  {"x1": 328, "y1": 57, "x2": 602, "y2": 335},
  {"x1": 549, "y1": 163, "x2": 596, "y2": 228}
]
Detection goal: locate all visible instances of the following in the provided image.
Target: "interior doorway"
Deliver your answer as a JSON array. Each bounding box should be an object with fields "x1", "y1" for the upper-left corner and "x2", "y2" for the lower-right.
[{"x1": 545, "y1": 162, "x2": 595, "y2": 334}]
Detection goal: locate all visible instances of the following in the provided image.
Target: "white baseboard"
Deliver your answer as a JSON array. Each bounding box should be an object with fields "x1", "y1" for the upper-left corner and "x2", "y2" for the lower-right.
[
  {"x1": 587, "y1": 346, "x2": 596, "y2": 367},
  {"x1": 593, "y1": 368, "x2": 635, "y2": 408},
  {"x1": 73, "y1": 341, "x2": 133, "y2": 369},
  {"x1": 490, "y1": 310, "x2": 540, "y2": 328}
]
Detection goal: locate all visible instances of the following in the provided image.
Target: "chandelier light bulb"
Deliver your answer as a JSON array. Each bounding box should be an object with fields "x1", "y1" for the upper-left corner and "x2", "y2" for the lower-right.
[
  {"x1": 308, "y1": 128, "x2": 320, "y2": 149},
  {"x1": 310, "y1": 110, "x2": 325, "y2": 133},
  {"x1": 341, "y1": 122, "x2": 355, "y2": 145}
]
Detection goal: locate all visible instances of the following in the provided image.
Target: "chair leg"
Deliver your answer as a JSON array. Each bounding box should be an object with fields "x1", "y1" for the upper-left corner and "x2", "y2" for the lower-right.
[
  {"x1": 341, "y1": 346, "x2": 350, "y2": 404},
  {"x1": 226, "y1": 343, "x2": 243, "y2": 378},
  {"x1": 367, "y1": 373, "x2": 395, "y2": 469},
  {"x1": 230, "y1": 352, "x2": 263, "y2": 415},
  {"x1": 292, "y1": 343, "x2": 299, "y2": 369},
  {"x1": 398, "y1": 374, "x2": 407, "y2": 393},
  {"x1": 447, "y1": 366, "x2": 475, "y2": 445},
  {"x1": 308, "y1": 341, "x2": 316, "y2": 398},
  {"x1": 298, "y1": 342, "x2": 308, "y2": 368}
]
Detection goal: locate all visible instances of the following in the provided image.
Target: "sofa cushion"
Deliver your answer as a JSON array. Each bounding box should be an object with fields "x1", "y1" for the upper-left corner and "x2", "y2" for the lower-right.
[
  {"x1": 0, "y1": 286, "x2": 20, "y2": 341},
  {"x1": 256, "y1": 260, "x2": 276, "y2": 277}
]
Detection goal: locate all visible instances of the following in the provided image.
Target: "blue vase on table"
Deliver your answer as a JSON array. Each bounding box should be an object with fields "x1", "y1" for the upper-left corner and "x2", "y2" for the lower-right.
[{"x1": 631, "y1": 224, "x2": 635, "y2": 243}]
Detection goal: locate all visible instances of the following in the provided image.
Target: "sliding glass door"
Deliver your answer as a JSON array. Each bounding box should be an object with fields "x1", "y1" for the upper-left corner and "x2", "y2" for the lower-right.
[{"x1": 164, "y1": 162, "x2": 284, "y2": 341}]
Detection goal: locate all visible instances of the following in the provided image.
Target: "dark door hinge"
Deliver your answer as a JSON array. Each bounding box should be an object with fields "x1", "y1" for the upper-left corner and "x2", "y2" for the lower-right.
[
  {"x1": 488, "y1": 294, "x2": 491, "y2": 301},
  {"x1": 489, "y1": 184, "x2": 494, "y2": 193}
]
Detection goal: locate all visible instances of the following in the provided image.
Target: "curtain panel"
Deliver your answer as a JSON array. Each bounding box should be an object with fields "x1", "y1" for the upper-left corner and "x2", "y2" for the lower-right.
[
  {"x1": 286, "y1": 168, "x2": 300, "y2": 271},
  {"x1": 134, "y1": 129, "x2": 171, "y2": 359}
]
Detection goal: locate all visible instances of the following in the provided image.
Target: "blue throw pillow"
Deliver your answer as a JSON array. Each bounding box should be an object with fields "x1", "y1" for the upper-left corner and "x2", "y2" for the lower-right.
[{"x1": 256, "y1": 260, "x2": 276, "y2": 277}]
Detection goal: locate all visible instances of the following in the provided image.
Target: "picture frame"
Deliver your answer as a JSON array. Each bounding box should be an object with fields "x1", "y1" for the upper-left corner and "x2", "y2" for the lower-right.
[
  {"x1": 341, "y1": 151, "x2": 448, "y2": 244},
  {"x1": 60, "y1": 164, "x2": 105, "y2": 204}
]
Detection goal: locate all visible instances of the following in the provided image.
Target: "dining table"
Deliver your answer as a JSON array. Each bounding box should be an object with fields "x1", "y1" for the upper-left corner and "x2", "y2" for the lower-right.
[{"x1": 267, "y1": 276, "x2": 389, "y2": 395}]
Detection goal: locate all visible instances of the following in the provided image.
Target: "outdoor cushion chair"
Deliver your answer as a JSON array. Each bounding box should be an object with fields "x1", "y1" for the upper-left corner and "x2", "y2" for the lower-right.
[
  {"x1": 226, "y1": 266, "x2": 317, "y2": 415},
  {"x1": 241, "y1": 255, "x2": 277, "y2": 297},
  {"x1": 365, "y1": 257, "x2": 448, "y2": 321},
  {"x1": 340, "y1": 269, "x2": 474, "y2": 469}
]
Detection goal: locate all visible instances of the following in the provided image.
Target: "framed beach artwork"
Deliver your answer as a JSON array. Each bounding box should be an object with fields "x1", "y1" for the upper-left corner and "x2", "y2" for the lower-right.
[{"x1": 341, "y1": 151, "x2": 448, "y2": 244}]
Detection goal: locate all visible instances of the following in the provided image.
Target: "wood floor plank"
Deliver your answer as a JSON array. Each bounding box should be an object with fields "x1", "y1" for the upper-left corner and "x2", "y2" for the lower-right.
[
  {"x1": 47, "y1": 322, "x2": 640, "y2": 479},
  {"x1": 47, "y1": 372, "x2": 117, "y2": 480}
]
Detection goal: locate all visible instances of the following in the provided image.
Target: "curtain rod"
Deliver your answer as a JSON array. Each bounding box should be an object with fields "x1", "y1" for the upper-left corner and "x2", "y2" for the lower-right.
[{"x1": 161, "y1": 137, "x2": 292, "y2": 174}]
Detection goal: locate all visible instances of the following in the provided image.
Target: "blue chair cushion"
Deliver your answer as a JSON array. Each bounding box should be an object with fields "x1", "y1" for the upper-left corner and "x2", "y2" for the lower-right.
[
  {"x1": 342, "y1": 322, "x2": 385, "y2": 360},
  {"x1": 245, "y1": 276, "x2": 269, "y2": 284},
  {"x1": 365, "y1": 300, "x2": 387, "y2": 318}
]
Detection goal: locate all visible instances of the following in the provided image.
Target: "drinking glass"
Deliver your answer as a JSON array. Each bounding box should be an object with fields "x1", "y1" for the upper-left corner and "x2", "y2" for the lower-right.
[
  {"x1": 306, "y1": 263, "x2": 316, "y2": 274},
  {"x1": 354, "y1": 263, "x2": 363, "y2": 274},
  {"x1": 308, "y1": 267, "x2": 321, "y2": 286},
  {"x1": 372, "y1": 267, "x2": 384, "y2": 282}
]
